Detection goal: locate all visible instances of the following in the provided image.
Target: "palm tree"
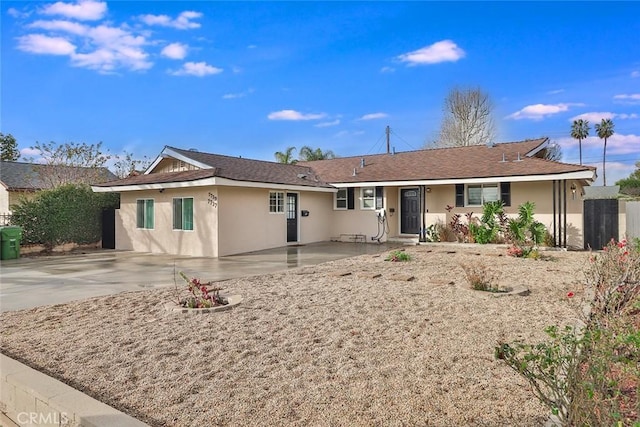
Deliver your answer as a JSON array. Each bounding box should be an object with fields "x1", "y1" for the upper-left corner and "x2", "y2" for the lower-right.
[
  {"x1": 298, "y1": 146, "x2": 336, "y2": 161},
  {"x1": 595, "y1": 118, "x2": 615, "y2": 186},
  {"x1": 570, "y1": 119, "x2": 590, "y2": 165},
  {"x1": 274, "y1": 146, "x2": 297, "y2": 164}
]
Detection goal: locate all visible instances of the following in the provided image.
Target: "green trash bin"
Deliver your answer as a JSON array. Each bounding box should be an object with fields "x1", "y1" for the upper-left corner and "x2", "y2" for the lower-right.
[{"x1": 0, "y1": 226, "x2": 22, "y2": 260}]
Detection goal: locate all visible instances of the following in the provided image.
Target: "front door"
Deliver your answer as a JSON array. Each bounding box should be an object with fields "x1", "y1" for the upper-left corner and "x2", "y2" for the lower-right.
[
  {"x1": 287, "y1": 193, "x2": 298, "y2": 242},
  {"x1": 401, "y1": 188, "x2": 420, "y2": 234}
]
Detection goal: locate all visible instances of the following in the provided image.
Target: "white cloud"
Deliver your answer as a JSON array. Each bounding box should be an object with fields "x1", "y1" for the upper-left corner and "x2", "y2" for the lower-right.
[
  {"x1": 247, "y1": 44, "x2": 257, "y2": 49},
  {"x1": 29, "y1": 19, "x2": 88, "y2": 35},
  {"x1": 161, "y1": 42, "x2": 188, "y2": 59},
  {"x1": 547, "y1": 89, "x2": 565, "y2": 95},
  {"x1": 397, "y1": 40, "x2": 465, "y2": 66},
  {"x1": 222, "y1": 88, "x2": 254, "y2": 99},
  {"x1": 315, "y1": 119, "x2": 340, "y2": 128},
  {"x1": 570, "y1": 111, "x2": 638, "y2": 122},
  {"x1": 380, "y1": 66, "x2": 395, "y2": 73},
  {"x1": 72, "y1": 25, "x2": 151, "y2": 72},
  {"x1": 334, "y1": 130, "x2": 365, "y2": 138},
  {"x1": 8, "y1": 7, "x2": 31, "y2": 18},
  {"x1": 613, "y1": 93, "x2": 640, "y2": 104},
  {"x1": 507, "y1": 103, "x2": 572, "y2": 120},
  {"x1": 267, "y1": 110, "x2": 327, "y2": 121},
  {"x1": 41, "y1": 0, "x2": 107, "y2": 21},
  {"x1": 631, "y1": 71, "x2": 640, "y2": 78},
  {"x1": 139, "y1": 11, "x2": 202, "y2": 30},
  {"x1": 171, "y1": 61, "x2": 222, "y2": 76},
  {"x1": 606, "y1": 133, "x2": 640, "y2": 155},
  {"x1": 359, "y1": 112, "x2": 389, "y2": 121},
  {"x1": 17, "y1": 34, "x2": 76, "y2": 55}
]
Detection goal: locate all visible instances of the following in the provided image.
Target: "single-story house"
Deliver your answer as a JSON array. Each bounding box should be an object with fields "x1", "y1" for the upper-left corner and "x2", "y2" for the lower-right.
[
  {"x1": 92, "y1": 138, "x2": 596, "y2": 256},
  {"x1": 0, "y1": 161, "x2": 116, "y2": 221}
]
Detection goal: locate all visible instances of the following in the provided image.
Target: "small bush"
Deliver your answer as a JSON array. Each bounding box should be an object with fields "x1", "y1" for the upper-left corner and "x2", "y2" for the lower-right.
[
  {"x1": 460, "y1": 261, "x2": 501, "y2": 292},
  {"x1": 385, "y1": 250, "x2": 411, "y2": 262}
]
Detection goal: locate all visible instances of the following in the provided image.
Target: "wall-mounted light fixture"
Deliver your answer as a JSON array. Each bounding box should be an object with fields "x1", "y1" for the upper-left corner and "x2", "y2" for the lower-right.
[
  {"x1": 426, "y1": 187, "x2": 432, "y2": 193},
  {"x1": 159, "y1": 188, "x2": 165, "y2": 193},
  {"x1": 570, "y1": 183, "x2": 577, "y2": 200}
]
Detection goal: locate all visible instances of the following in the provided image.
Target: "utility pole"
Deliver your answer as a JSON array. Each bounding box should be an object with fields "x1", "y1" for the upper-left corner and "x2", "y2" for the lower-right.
[{"x1": 386, "y1": 125, "x2": 390, "y2": 154}]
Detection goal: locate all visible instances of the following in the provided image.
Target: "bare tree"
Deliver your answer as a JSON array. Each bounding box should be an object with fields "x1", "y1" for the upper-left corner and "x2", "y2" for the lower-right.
[
  {"x1": 27, "y1": 141, "x2": 113, "y2": 187},
  {"x1": 432, "y1": 87, "x2": 496, "y2": 148},
  {"x1": 112, "y1": 151, "x2": 151, "y2": 178}
]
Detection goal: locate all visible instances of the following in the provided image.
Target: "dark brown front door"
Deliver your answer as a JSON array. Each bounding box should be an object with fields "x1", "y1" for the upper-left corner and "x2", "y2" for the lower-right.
[
  {"x1": 401, "y1": 188, "x2": 420, "y2": 234},
  {"x1": 287, "y1": 193, "x2": 298, "y2": 242}
]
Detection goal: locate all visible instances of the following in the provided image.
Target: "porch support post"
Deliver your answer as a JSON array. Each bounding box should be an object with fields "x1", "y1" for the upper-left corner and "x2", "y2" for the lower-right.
[
  {"x1": 552, "y1": 180, "x2": 557, "y2": 247},
  {"x1": 419, "y1": 185, "x2": 427, "y2": 242},
  {"x1": 563, "y1": 179, "x2": 568, "y2": 248}
]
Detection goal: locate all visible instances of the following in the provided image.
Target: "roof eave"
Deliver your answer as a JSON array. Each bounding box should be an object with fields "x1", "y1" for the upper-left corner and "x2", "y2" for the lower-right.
[
  {"x1": 92, "y1": 176, "x2": 337, "y2": 193},
  {"x1": 329, "y1": 169, "x2": 596, "y2": 188}
]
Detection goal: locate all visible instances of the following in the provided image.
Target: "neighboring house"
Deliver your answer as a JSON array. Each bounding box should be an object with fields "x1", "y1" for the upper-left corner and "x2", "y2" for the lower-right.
[
  {"x1": 0, "y1": 161, "x2": 116, "y2": 218},
  {"x1": 92, "y1": 138, "x2": 596, "y2": 257}
]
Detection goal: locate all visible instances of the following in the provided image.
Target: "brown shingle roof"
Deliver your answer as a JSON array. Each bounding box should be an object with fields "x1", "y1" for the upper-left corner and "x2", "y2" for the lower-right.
[
  {"x1": 94, "y1": 169, "x2": 218, "y2": 187},
  {"x1": 301, "y1": 139, "x2": 595, "y2": 183},
  {"x1": 95, "y1": 147, "x2": 334, "y2": 189}
]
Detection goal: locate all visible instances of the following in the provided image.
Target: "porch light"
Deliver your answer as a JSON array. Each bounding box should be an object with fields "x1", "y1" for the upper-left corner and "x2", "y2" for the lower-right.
[{"x1": 571, "y1": 183, "x2": 577, "y2": 200}]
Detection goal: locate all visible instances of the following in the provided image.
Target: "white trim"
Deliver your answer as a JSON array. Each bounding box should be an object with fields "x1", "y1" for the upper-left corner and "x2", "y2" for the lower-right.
[
  {"x1": 360, "y1": 186, "x2": 375, "y2": 210},
  {"x1": 334, "y1": 188, "x2": 348, "y2": 210},
  {"x1": 330, "y1": 170, "x2": 596, "y2": 188},
  {"x1": 286, "y1": 191, "x2": 300, "y2": 244},
  {"x1": 145, "y1": 147, "x2": 214, "y2": 174},
  {"x1": 92, "y1": 176, "x2": 337, "y2": 193},
  {"x1": 172, "y1": 196, "x2": 195, "y2": 232},
  {"x1": 397, "y1": 186, "x2": 420, "y2": 236},
  {"x1": 268, "y1": 191, "x2": 285, "y2": 214},
  {"x1": 525, "y1": 139, "x2": 549, "y2": 157}
]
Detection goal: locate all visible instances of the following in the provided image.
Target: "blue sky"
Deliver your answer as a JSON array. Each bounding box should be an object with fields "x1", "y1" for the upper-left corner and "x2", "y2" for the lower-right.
[{"x1": 2, "y1": 1, "x2": 639, "y2": 185}]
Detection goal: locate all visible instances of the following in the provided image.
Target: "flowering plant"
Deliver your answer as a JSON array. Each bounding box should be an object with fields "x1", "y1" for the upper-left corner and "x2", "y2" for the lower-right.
[{"x1": 177, "y1": 271, "x2": 227, "y2": 308}]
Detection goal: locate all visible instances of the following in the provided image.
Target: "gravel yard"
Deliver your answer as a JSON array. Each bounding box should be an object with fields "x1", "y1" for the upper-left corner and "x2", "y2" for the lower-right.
[{"x1": 0, "y1": 244, "x2": 590, "y2": 426}]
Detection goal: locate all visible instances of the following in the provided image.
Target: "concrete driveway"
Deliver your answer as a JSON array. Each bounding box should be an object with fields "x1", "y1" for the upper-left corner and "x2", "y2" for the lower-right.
[{"x1": 0, "y1": 242, "x2": 396, "y2": 312}]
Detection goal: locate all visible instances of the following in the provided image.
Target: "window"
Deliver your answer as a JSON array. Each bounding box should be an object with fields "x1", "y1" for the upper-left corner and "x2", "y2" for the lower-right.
[
  {"x1": 335, "y1": 189, "x2": 348, "y2": 209},
  {"x1": 173, "y1": 197, "x2": 194, "y2": 230},
  {"x1": 269, "y1": 191, "x2": 284, "y2": 213},
  {"x1": 361, "y1": 187, "x2": 375, "y2": 209},
  {"x1": 466, "y1": 184, "x2": 499, "y2": 206},
  {"x1": 136, "y1": 199, "x2": 154, "y2": 229}
]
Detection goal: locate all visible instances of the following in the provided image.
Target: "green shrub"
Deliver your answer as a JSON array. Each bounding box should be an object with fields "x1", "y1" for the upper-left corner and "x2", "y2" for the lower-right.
[
  {"x1": 385, "y1": 250, "x2": 411, "y2": 262},
  {"x1": 496, "y1": 239, "x2": 640, "y2": 425},
  {"x1": 469, "y1": 201, "x2": 504, "y2": 244},
  {"x1": 10, "y1": 184, "x2": 119, "y2": 248}
]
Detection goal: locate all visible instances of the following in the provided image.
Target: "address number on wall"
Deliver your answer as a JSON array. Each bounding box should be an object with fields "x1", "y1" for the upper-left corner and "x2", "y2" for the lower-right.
[{"x1": 208, "y1": 192, "x2": 218, "y2": 208}]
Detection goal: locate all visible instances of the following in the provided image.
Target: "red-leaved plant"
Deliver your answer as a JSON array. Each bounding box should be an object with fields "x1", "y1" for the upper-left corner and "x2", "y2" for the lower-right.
[{"x1": 177, "y1": 271, "x2": 227, "y2": 308}]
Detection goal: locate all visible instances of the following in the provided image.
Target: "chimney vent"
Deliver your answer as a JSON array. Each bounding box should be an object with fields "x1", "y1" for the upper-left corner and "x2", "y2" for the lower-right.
[
  {"x1": 360, "y1": 158, "x2": 365, "y2": 168},
  {"x1": 352, "y1": 168, "x2": 357, "y2": 176}
]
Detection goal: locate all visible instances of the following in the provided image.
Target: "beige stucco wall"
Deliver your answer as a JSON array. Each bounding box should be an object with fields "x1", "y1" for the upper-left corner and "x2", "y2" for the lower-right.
[
  {"x1": 116, "y1": 187, "x2": 218, "y2": 257},
  {"x1": 328, "y1": 187, "x2": 390, "y2": 242},
  {"x1": 217, "y1": 187, "x2": 335, "y2": 256},
  {"x1": 431, "y1": 181, "x2": 586, "y2": 248}
]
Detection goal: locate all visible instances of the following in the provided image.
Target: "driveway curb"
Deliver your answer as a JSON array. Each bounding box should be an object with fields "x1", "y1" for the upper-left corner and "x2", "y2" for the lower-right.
[{"x1": 0, "y1": 354, "x2": 148, "y2": 427}]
